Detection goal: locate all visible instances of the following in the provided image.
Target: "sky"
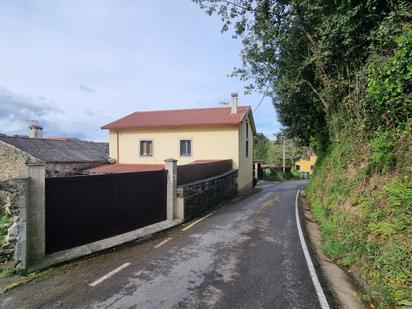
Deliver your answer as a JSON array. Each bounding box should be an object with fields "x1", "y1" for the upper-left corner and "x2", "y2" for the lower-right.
[{"x1": 0, "y1": 0, "x2": 280, "y2": 141}]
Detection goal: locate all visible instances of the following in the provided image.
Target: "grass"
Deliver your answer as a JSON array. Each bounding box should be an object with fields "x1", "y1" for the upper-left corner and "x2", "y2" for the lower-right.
[
  {"x1": 307, "y1": 131, "x2": 412, "y2": 308},
  {"x1": 0, "y1": 267, "x2": 44, "y2": 294},
  {"x1": 2, "y1": 267, "x2": 29, "y2": 278}
]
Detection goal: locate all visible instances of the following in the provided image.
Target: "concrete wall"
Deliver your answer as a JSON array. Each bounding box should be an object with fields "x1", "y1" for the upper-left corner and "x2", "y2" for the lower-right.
[
  {"x1": 0, "y1": 142, "x2": 30, "y2": 181},
  {"x1": 109, "y1": 126, "x2": 239, "y2": 168},
  {"x1": 26, "y1": 163, "x2": 45, "y2": 268},
  {"x1": 237, "y1": 115, "x2": 254, "y2": 190}
]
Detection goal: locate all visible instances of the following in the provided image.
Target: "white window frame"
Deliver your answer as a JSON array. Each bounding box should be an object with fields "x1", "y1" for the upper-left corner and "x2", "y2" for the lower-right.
[
  {"x1": 179, "y1": 139, "x2": 192, "y2": 157},
  {"x1": 139, "y1": 139, "x2": 154, "y2": 157}
]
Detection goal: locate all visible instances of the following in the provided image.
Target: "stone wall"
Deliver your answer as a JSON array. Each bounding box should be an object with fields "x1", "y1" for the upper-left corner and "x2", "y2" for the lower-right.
[
  {"x1": 177, "y1": 170, "x2": 237, "y2": 221},
  {"x1": 0, "y1": 178, "x2": 28, "y2": 265},
  {"x1": 0, "y1": 142, "x2": 30, "y2": 181},
  {"x1": 46, "y1": 162, "x2": 107, "y2": 177}
]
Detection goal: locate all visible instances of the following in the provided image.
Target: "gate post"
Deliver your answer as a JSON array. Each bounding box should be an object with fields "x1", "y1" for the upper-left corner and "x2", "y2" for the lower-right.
[
  {"x1": 164, "y1": 159, "x2": 177, "y2": 222},
  {"x1": 254, "y1": 162, "x2": 259, "y2": 179},
  {"x1": 26, "y1": 161, "x2": 46, "y2": 268}
]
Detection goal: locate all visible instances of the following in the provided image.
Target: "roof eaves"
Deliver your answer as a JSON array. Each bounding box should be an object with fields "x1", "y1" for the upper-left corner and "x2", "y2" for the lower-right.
[
  {"x1": 102, "y1": 122, "x2": 242, "y2": 130},
  {"x1": 239, "y1": 107, "x2": 257, "y2": 136}
]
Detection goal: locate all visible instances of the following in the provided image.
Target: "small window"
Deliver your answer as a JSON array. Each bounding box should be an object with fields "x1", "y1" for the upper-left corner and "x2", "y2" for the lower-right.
[
  {"x1": 180, "y1": 140, "x2": 192, "y2": 156},
  {"x1": 246, "y1": 120, "x2": 249, "y2": 139},
  {"x1": 310, "y1": 165, "x2": 314, "y2": 171},
  {"x1": 140, "y1": 140, "x2": 153, "y2": 156},
  {"x1": 246, "y1": 140, "x2": 249, "y2": 157},
  {"x1": 296, "y1": 164, "x2": 300, "y2": 171}
]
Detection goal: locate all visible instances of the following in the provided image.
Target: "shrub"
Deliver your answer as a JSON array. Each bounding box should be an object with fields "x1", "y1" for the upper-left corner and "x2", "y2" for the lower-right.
[
  {"x1": 366, "y1": 29, "x2": 412, "y2": 130},
  {"x1": 367, "y1": 131, "x2": 396, "y2": 174}
]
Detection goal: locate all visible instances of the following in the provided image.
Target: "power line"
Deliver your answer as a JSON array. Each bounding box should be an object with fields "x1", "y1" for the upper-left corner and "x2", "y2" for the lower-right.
[{"x1": 253, "y1": 92, "x2": 267, "y2": 113}]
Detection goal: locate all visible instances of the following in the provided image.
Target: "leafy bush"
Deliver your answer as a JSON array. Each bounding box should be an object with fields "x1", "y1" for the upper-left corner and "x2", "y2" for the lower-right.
[
  {"x1": 367, "y1": 29, "x2": 412, "y2": 130},
  {"x1": 262, "y1": 169, "x2": 300, "y2": 181},
  {"x1": 367, "y1": 132, "x2": 396, "y2": 174}
]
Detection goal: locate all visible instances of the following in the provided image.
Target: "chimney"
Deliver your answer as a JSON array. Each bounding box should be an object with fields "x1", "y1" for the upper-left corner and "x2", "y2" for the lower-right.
[
  {"x1": 28, "y1": 124, "x2": 43, "y2": 139},
  {"x1": 231, "y1": 92, "x2": 238, "y2": 114}
]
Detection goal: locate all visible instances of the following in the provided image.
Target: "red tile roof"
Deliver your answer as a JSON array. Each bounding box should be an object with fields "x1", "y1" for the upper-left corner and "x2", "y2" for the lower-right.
[
  {"x1": 45, "y1": 137, "x2": 71, "y2": 141},
  {"x1": 86, "y1": 164, "x2": 165, "y2": 175},
  {"x1": 101, "y1": 106, "x2": 251, "y2": 130}
]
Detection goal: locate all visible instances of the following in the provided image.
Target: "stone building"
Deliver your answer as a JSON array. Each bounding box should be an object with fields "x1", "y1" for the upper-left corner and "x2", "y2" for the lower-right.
[{"x1": 0, "y1": 135, "x2": 109, "y2": 180}]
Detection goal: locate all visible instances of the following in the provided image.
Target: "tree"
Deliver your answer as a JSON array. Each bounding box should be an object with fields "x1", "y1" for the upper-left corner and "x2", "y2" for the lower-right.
[
  {"x1": 193, "y1": 0, "x2": 412, "y2": 150},
  {"x1": 253, "y1": 131, "x2": 310, "y2": 165},
  {"x1": 254, "y1": 133, "x2": 269, "y2": 161}
]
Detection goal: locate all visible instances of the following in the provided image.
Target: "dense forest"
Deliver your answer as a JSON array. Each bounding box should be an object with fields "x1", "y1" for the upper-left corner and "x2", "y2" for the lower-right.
[{"x1": 194, "y1": 1, "x2": 412, "y2": 307}]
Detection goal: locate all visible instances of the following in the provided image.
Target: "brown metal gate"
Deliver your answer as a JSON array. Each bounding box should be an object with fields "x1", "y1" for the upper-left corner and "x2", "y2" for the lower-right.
[{"x1": 45, "y1": 170, "x2": 167, "y2": 254}]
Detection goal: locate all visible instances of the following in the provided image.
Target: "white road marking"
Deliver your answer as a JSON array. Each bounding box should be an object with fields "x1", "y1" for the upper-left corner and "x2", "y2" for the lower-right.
[
  {"x1": 182, "y1": 212, "x2": 215, "y2": 231},
  {"x1": 153, "y1": 237, "x2": 172, "y2": 248},
  {"x1": 89, "y1": 262, "x2": 131, "y2": 287},
  {"x1": 295, "y1": 189, "x2": 330, "y2": 309}
]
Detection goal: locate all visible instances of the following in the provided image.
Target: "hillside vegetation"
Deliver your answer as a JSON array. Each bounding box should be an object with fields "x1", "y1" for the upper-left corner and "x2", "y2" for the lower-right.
[
  {"x1": 307, "y1": 125, "x2": 411, "y2": 306},
  {"x1": 195, "y1": 1, "x2": 412, "y2": 307}
]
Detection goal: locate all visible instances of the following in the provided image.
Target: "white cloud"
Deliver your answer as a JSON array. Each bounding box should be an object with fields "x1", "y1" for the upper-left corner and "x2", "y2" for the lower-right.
[
  {"x1": 0, "y1": 1, "x2": 281, "y2": 141},
  {"x1": 0, "y1": 86, "x2": 62, "y2": 135}
]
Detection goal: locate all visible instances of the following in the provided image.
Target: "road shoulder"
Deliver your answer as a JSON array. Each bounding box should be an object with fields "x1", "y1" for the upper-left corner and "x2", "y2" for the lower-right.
[{"x1": 299, "y1": 190, "x2": 367, "y2": 309}]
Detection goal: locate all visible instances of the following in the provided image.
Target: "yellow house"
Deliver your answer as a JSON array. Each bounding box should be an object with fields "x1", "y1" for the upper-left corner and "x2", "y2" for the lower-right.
[
  {"x1": 101, "y1": 93, "x2": 257, "y2": 191},
  {"x1": 295, "y1": 154, "x2": 317, "y2": 177}
]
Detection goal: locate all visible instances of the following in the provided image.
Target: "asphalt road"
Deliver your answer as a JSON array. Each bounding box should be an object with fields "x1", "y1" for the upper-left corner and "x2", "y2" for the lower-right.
[{"x1": 0, "y1": 180, "x2": 327, "y2": 309}]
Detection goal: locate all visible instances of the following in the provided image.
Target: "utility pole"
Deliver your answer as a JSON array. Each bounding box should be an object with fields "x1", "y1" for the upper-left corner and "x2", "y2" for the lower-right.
[{"x1": 282, "y1": 134, "x2": 286, "y2": 173}]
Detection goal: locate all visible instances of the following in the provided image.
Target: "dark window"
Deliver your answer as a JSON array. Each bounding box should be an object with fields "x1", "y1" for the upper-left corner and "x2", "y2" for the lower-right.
[
  {"x1": 180, "y1": 140, "x2": 192, "y2": 156},
  {"x1": 296, "y1": 164, "x2": 300, "y2": 171},
  {"x1": 245, "y1": 120, "x2": 249, "y2": 158},
  {"x1": 310, "y1": 165, "x2": 314, "y2": 171},
  {"x1": 140, "y1": 140, "x2": 153, "y2": 156}
]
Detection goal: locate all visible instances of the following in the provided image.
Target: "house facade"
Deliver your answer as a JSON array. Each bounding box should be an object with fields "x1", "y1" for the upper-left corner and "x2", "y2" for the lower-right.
[
  {"x1": 295, "y1": 154, "x2": 317, "y2": 178},
  {"x1": 102, "y1": 94, "x2": 256, "y2": 190}
]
